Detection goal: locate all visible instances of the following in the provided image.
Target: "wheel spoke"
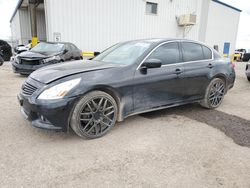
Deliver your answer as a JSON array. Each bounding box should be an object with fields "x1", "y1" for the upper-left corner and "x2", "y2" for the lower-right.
[
  {"x1": 103, "y1": 106, "x2": 114, "y2": 112},
  {"x1": 218, "y1": 84, "x2": 224, "y2": 91},
  {"x1": 87, "y1": 122, "x2": 97, "y2": 133},
  {"x1": 81, "y1": 112, "x2": 92, "y2": 115},
  {"x1": 209, "y1": 93, "x2": 215, "y2": 99},
  {"x1": 216, "y1": 97, "x2": 220, "y2": 105},
  {"x1": 103, "y1": 99, "x2": 108, "y2": 111},
  {"x1": 87, "y1": 103, "x2": 94, "y2": 113},
  {"x1": 91, "y1": 100, "x2": 98, "y2": 110},
  {"x1": 209, "y1": 96, "x2": 215, "y2": 101},
  {"x1": 211, "y1": 98, "x2": 215, "y2": 105},
  {"x1": 80, "y1": 118, "x2": 91, "y2": 121},
  {"x1": 99, "y1": 123, "x2": 103, "y2": 134},
  {"x1": 94, "y1": 126, "x2": 99, "y2": 135},
  {"x1": 216, "y1": 82, "x2": 220, "y2": 89},
  {"x1": 81, "y1": 119, "x2": 93, "y2": 131},
  {"x1": 97, "y1": 97, "x2": 104, "y2": 111},
  {"x1": 100, "y1": 121, "x2": 110, "y2": 128},
  {"x1": 105, "y1": 110, "x2": 115, "y2": 116},
  {"x1": 209, "y1": 90, "x2": 215, "y2": 97},
  {"x1": 103, "y1": 115, "x2": 113, "y2": 123}
]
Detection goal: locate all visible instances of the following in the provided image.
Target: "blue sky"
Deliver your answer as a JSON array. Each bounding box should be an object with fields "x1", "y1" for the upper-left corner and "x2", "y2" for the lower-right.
[{"x1": 0, "y1": 0, "x2": 249, "y2": 49}]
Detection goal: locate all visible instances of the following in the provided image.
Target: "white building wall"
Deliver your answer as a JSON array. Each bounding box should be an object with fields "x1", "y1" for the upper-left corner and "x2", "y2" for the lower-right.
[
  {"x1": 37, "y1": 9, "x2": 47, "y2": 41},
  {"x1": 205, "y1": 1, "x2": 240, "y2": 55},
  {"x1": 45, "y1": 0, "x2": 206, "y2": 52},
  {"x1": 10, "y1": 7, "x2": 47, "y2": 45},
  {"x1": 19, "y1": 8, "x2": 31, "y2": 44},
  {"x1": 10, "y1": 11, "x2": 21, "y2": 45}
]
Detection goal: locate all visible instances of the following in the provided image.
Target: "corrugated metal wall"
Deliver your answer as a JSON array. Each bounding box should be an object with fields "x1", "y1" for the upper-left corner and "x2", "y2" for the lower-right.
[
  {"x1": 205, "y1": 1, "x2": 240, "y2": 55},
  {"x1": 37, "y1": 10, "x2": 47, "y2": 41},
  {"x1": 10, "y1": 11, "x2": 21, "y2": 45},
  {"x1": 19, "y1": 8, "x2": 31, "y2": 44},
  {"x1": 10, "y1": 7, "x2": 47, "y2": 45},
  {"x1": 45, "y1": 0, "x2": 203, "y2": 51}
]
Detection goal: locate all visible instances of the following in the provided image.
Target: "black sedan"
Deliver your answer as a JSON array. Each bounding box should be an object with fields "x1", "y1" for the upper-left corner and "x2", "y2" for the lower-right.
[
  {"x1": 12, "y1": 42, "x2": 82, "y2": 75},
  {"x1": 18, "y1": 39, "x2": 235, "y2": 139}
]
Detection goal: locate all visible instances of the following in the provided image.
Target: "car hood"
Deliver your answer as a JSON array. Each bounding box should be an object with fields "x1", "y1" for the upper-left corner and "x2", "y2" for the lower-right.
[
  {"x1": 18, "y1": 51, "x2": 60, "y2": 59},
  {"x1": 30, "y1": 60, "x2": 121, "y2": 84}
]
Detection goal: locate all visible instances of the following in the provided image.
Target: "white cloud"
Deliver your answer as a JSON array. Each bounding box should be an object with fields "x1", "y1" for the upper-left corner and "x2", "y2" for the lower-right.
[{"x1": 0, "y1": 0, "x2": 18, "y2": 39}]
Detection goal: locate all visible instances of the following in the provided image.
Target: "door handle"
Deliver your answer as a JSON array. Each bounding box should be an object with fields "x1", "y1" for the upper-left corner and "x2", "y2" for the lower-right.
[
  {"x1": 207, "y1": 63, "x2": 214, "y2": 68},
  {"x1": 175, "y1": 68, "x2": 183, "y2": 75}
]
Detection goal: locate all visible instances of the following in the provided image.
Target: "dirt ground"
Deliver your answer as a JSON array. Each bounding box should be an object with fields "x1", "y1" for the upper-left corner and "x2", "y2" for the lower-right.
[{"x1": 0, "y1": 62, "x2": 250, "y2": 188}]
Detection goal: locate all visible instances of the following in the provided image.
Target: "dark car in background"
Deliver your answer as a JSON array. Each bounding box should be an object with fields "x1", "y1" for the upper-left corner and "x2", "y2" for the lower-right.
[
  {"x1": 0, "y1": 39, "x2": 12, "y2": 61},
  {"x1": 234, "y1": 48, "x2": 250, "y2": 62},
  {"x1": 242, "y1": 52, "x2": 250, "y2": 62},
  {"x1": 18, "y1": 39, "x2": 235, "y2": 139},
  {"x1": 246, "y1": 62, "x2": 250, "y2": 81},
  {"x1": 0, "y1": 49, "x2": 4, "y2": 66},
  {"x1": 12, "y1": 42, "x2": 82, "y2": 75}
]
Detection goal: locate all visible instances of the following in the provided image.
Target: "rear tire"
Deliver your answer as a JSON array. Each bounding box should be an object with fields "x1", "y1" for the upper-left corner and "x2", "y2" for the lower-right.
[
  {"x1": 70, "y1": 91, "x2": 118, "y2": 139},
  {"x1": 200, "y1": 78, "x2": 226, "y2": 109},
  {"x1": 247, "y1": 77, "x2": 250, "y2": 82}
]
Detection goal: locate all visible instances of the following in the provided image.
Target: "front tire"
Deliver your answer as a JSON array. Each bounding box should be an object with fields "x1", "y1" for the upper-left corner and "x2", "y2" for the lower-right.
[
  {"x1": 70, "y1": 91, "x2": 118, "y2": 139},
  {"x1": 200, "y1": 78, "x2": 226, "y2": 109}
]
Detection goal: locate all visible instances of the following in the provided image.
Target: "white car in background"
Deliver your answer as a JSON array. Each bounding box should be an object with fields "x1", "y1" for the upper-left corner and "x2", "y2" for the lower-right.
[{"x1": 14, "y1": 44, "x2": 31, "y2": 54}]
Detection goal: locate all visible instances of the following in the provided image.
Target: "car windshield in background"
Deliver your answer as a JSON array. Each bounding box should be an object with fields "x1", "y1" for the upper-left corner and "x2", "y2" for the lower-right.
[
  {"x1": 31, "y1": 43, "x2": 64, "y2": 53},
  {"x1": 93, "y1": 41, "x2": 151, "y2": 65}
]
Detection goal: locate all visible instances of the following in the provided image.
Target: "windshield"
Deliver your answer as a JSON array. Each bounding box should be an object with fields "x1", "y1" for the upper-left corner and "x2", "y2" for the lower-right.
[
  {"x1": 93, "y1": 41, "x2": 152, "y2": 65},
  {"x1": 31, "y1": 42, "x2": 64, "y2": 53}
]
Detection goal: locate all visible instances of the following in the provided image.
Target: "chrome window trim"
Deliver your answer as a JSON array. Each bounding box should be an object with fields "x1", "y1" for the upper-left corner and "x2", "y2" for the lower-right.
[{"x1": 136, "y1": 40, "x2": 214, "y2": 70}]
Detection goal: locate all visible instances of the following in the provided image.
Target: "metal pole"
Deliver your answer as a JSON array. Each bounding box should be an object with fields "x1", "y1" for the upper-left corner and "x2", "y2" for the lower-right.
[{"x1": 29, "y1": 0, "x2": 38, "y2": 47}]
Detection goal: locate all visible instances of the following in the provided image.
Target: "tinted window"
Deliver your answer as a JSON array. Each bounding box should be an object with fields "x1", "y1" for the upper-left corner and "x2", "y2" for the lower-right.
[
  {"x1": 147, "y1": 42, "x2": 180, "y2": 65},
  {"x1": 182, "y1": 42, "x2": 203, "y2": 62},
  {"x1": 65, "y1": 44, "x2": 71, "y2": 51},
  {"x1": 202, "y1": 46, "x2": 212, "y2": 59},
  {"x1": 70, "y1": 44, "x2": 79, "y2": 51},
  {"x1": 93, "y1": 41, "x2": 151, "y2": 65}
]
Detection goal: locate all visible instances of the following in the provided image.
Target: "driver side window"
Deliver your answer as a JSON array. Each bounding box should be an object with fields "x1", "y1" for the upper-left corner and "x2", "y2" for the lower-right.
[{"x1": 147, "y1": 42, "x2": 180, "y2": 65}]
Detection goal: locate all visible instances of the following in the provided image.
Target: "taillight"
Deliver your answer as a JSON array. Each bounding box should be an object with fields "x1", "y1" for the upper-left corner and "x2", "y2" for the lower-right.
[{"x1": 230, "y1": 61, "x2": 235, "y2": 69}]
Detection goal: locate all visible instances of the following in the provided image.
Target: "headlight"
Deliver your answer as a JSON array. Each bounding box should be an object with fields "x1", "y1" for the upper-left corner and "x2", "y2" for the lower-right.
[
  {"x1": 15, "y1": 56, "x2": 20, "y2": 64},
  {"x1": 38, "y1": 78, "x2": 81, "y2": 100},
  {"x1": 41, "y1": 55, "x2": 61, "y2": 64}
]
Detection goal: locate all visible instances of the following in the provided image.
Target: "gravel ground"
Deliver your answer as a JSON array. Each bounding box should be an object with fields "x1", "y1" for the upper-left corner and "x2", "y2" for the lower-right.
[{"x1": 0, "y1": 61, "x2": 250, "y2": 188}]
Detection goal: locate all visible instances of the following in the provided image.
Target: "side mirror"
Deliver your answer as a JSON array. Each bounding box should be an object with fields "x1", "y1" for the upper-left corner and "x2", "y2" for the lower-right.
[
  {"x1": 142, "y1": 59, "x2": 162, "y2": 69},
  {"x1": 94, "y1": 52, "x2": 100, "y2": 56},
  {"x1": 63, "y1": 49, "x2": 68, "y2": 54}
]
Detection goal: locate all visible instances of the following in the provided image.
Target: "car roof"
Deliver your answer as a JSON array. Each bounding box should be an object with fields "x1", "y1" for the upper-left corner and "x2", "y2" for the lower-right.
[
  {"x1": 124, "y1": 38, "x2": 208, "y2": 45},
  {"x1": 40, "y1": 42, "x2": 74, "y2": 45}
]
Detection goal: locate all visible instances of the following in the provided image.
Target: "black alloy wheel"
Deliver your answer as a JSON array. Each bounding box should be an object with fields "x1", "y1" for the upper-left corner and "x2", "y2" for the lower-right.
[
  {"x1": 71, "y1": 91, "x2": 118, "y2": 139},
  {"x1": 200, "y1": 78, "x2": 225, "y2": 109}
]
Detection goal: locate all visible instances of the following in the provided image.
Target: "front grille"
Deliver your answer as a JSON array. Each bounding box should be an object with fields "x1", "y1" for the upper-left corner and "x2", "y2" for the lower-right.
[
  {"x1": 20, "y1": 59, "x2": 40, "y2": 65},
  {"x1": 22, "y1": 82, "x2": 38, "y2": 96}
]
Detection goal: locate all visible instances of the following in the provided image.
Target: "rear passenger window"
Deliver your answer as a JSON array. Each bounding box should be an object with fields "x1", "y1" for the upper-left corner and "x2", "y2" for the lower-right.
[
  {"x1": 202, "y1": 46, "x2": 212, "y2": 59},
  {"x1": 147, "y1": 42, "x2": 180, "y2": 65},
  {"x1": 71, "y1": 44, "x2": 79, "y2": 51},
  {"x1": 182, "y1": 42, "x2": 203, "y2": 62}
]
